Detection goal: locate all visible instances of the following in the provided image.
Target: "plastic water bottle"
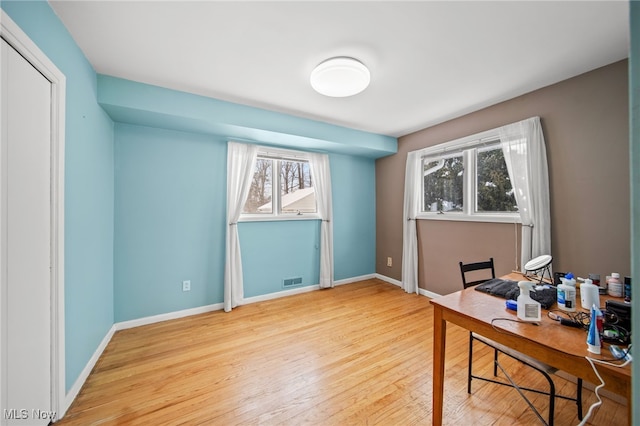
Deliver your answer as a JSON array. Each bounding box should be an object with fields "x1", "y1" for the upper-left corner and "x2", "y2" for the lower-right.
[
  {"x1": 557, "y1": 272, "x2": 577, "y2": 312},
  {"x1": 579, "y1": 278, "x2": 599, "y2": 311}
]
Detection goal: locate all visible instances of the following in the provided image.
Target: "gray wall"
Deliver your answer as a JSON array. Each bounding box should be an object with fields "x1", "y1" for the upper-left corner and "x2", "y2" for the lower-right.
[{"x1": 376, "y1": 60, "x2": 630, "y2": 296}]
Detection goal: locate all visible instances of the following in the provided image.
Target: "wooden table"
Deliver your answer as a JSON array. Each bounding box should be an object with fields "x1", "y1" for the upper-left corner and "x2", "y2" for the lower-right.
[{"x1": 430, "y1": 273, "x2": 631, "y2": 425}]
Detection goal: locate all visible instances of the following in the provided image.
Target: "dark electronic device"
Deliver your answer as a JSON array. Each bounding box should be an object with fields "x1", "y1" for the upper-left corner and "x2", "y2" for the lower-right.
[
  {"x1": 605, "y1": 299, "x2": 631, "y2": 331},
  {"x1": 602, "y1": 299, "x2": 631, "y2": 345}
]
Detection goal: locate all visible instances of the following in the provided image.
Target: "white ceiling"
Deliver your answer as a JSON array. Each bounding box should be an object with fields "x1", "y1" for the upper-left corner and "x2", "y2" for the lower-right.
[{"x1": 49, "y1": 1, "x2": 629, "y2": 138}]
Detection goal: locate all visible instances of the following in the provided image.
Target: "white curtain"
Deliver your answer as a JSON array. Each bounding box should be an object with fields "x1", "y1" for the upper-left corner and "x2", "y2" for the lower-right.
[
  {"x1": 224, "y1": 142, "x2": 258, "y2": 312},
  {"x1": 401, "y1": 151, "x2": 421, "y2": 294},
  {"x1": 499, "y1": 117, "x2": 551, "y2": 270},
  {"x1": 310, "y1": 153, "x2": 334, "y2": 288}
]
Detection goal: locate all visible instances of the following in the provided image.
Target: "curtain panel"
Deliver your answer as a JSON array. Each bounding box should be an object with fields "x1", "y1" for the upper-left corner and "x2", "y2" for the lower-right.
[
  {"x1": 401, "y1": 150, "x2": 420, "y2": 294},
  {"x1": 310, "y1": 153, "x2": 334, "y2": 288},
  {"x1": 400, "y1": 116, "x2": 550, "y2": 292},
  {"x1": 224, "y1": 142, "x2": 258, "y2": 312},
  {"x1": 499, "y1": 117, "x2": 551, "y2": 270}
]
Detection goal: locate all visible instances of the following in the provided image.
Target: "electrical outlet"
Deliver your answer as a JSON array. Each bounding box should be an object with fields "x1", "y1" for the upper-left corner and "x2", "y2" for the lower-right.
[
  {"x1": 387, "y1": 257, "x2": 392, "y2": 267},
  {"x1": 182, "y1": 280, "x2": 191, "y2": 292}
]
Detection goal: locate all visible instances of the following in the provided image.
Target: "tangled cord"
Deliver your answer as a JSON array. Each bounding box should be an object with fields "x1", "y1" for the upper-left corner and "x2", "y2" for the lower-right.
[
  {"x1": 547, "y1": 310, "x2": 591, "y2": 329},
  {"x1": 547, "y1": 309, "x2": 631, "y2": 345}
]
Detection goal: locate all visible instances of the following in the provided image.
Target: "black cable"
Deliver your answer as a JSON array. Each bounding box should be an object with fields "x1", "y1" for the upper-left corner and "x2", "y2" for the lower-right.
[
  {"x1": 547, "y1": 310, "x2": 590, "y2": 330},
  {"x1": 547, "y1": 309, "x2": 631, "y2": 344}
]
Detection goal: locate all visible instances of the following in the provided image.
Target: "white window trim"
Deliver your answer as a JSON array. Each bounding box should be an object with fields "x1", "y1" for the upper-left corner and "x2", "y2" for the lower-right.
[
  {"x1": 240, "y1": 214, "x2": 322, "y2": 222},
  {"x1": 239, "y1": 145, "x2": 319, "y2": 222},
  {"x1": 417, "y1": 212, "x2": 521, "y2": 224},
  {"x1": 415, "y1": 127, "x2": 521, "y2": 224}
]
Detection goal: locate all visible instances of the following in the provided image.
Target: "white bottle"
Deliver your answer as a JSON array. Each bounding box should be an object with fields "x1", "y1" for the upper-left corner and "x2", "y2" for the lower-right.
[
  {"x1": 557, "y1": 274, "x2": 577, "y2": 312},
  {"x1": 517, "y1": 281, "x2": 541, "y2": 322},
  {"x1": 579, "y1": 278, "x2": 600, "y2": 310},
  {"x1": 607, "y1": 273, "x2": 623, "y2": 297}
]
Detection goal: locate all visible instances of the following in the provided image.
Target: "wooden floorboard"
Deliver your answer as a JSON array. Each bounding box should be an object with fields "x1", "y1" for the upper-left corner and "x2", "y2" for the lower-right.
[{"x1": 58, "y1": 279, "x2": 626, "y2": 425}]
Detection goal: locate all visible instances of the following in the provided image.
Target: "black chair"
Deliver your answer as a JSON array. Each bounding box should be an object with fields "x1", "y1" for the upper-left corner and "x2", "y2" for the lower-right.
[{"x1": 459, "y1": 258, "x2": 583, "y2": 426}]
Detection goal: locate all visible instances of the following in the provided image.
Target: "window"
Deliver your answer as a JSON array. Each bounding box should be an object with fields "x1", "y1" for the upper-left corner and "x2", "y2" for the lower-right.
[
  {"x1": 242, "y1": 148, "x2": 317, "y2": 219},
  {"x1": 423, "y1": 153, "x2": 464, "y2": 213},
  {"x1": 418, "y1": 137, "x2": 519, "y2": 222},
  {"x1": 475, "y1": 145, "x2": 518, "y2": 214}
]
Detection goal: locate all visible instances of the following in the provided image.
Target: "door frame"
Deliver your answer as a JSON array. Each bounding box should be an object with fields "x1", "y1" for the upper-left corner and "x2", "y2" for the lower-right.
[{"x1": 0, "y1": 10, "x2": 66, "y2": 419}]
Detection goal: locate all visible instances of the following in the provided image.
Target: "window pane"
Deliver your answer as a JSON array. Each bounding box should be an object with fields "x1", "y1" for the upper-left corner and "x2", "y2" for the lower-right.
[
  {"x1": 280, "y1": 160, "x2": 316, "y2": 213},
  {"x1": 243, "y1": 158, "x2": 272, "y2": 214},
  {"x1": 476, "y1": 147, "x2": 518, "y2": 213},
  {"x1": 422, "y1": 155, "x2": 464, "y2": 212}
]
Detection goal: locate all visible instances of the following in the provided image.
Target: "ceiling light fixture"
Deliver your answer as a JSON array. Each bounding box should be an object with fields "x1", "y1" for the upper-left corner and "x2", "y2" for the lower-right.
[{"x1": 310, "y1": 57, "x2": 370, "y2": 97}]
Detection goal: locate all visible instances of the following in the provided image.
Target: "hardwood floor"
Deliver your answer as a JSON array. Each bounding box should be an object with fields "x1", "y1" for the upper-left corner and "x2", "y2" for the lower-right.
[{"x1": 59, "y1": 279, "x2": 626, "y2": 425}]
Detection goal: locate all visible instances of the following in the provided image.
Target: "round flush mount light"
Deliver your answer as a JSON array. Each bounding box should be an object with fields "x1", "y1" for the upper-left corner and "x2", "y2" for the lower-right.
[{"x1": 310, "y1": 57, "x2": 370, "y2": 97}]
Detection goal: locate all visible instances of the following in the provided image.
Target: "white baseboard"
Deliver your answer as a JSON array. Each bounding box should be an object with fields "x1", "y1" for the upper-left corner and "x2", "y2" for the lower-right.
[
  {"x1": 61, "y1": 273, "x2": 384, "y2": 418},
  {"x1": 242, "y1": 273, "x2": 378, "y2": 305},
  {"x1": 64, "y1": 324, "x2": 116, "y2": 414},
  {"x1": 418, "y1": 288, "x2": 441, "y2": 299},
  {"x1": 243, "y1": 284, "x2": 320, "y2": 304},
  {"x1": 115, "y1": 302, "x2": 225, "y2": 331},
  {"x1": 375, "y1": 273, "x2": 442, "y2": 299},
  {"x1": 335, "y1": 273, "x2": 376, "y2": 286},
  {"x1": 62, "y1": 303, "x2": 223, "y2": 415},
  {"x1": 375, "y1": 273, "x2": 402, "y2": 287}
]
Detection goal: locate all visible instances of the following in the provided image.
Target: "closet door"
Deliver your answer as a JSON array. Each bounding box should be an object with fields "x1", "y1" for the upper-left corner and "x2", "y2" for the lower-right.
[{"x1": 1, "y1": 38, "x2": 52, "y2": 425}]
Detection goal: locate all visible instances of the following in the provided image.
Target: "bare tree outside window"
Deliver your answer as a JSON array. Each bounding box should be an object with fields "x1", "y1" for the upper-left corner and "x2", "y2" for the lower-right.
[
  {"x1": 243, "y1": 156, "x2": 316, "y2": 215},
  {"x1": 280, "y1": 160, "x2": 315, "y2": 213},
  {"x1": 281, "y1": 160, "x2": 312, "y2": 193},
  {"x1": 243, "y1": 158, "x2": 272, "y2": 214}
]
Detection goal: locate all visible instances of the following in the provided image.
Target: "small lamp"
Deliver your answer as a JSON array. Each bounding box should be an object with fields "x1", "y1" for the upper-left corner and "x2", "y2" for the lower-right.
[{"x1": 523, "y1": 254, "x2": 553, "y2": 285}]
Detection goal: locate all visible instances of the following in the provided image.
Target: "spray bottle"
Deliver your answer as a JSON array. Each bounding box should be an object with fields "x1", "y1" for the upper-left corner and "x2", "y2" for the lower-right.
[
  {"x1": 517, "y1": 281, "x2": 541, "y2": 322},
  {"x1": 586, "y1": 304, "x2": 602, "y2": 354}
]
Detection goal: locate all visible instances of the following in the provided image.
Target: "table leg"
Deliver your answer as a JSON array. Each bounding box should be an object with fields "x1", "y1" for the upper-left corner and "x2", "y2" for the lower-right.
[{"x1": 432, "y1": 305, "x2": 446, "y2": 426}]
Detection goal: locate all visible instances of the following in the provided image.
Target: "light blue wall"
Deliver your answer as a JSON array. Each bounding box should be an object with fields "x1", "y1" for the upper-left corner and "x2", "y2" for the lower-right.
[
  {"x1": 240, "y1": 153, "x2": 377, "y2": 297},
  {"x1": 114, "y1": 124, "x2": 226, "y2": 321},
  {"x1": 1, "y1": 1, "x2": 115, "y2": 392},
  {"x1": 629, "y1": 2, "x2": 638, "y2": 424},
  {"x1": 115, "y1": 124, "x2": 377, "y2": 316},
  {"x1": 240, "y1": 221, "x2": 321, "y2": 297},
  {"x1": 98, "y1": 75, "x2": 397, "y2": 158},
  {"x1": 331, "y1": 154, "x2": 376, "y2": 280},
  {"x1": 2, "y1": 0, "x2": 382, "y2": 398}
]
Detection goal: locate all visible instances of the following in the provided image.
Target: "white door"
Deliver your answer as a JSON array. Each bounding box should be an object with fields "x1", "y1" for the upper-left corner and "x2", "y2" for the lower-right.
[{"x1": 1, "y1": 38, "x2": 52, "y2": 425}]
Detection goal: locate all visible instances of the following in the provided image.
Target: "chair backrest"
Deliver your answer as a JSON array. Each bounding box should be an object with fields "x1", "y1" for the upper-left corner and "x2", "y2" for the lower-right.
[{"x1": 459, "y1": 258, "x2": 495, "y2": 289}]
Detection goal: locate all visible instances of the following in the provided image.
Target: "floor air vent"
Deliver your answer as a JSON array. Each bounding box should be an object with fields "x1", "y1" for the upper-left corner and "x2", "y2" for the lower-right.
[{"x1": 283, "y1": 277, "x2": 303, "y2": 288}]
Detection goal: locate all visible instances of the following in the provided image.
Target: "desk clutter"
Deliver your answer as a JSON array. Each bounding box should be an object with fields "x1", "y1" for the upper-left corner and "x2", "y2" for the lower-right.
[
  {"x1": 554, "y1": 271, "x2": 631, "y2": 301},
  {"x1": 474, "y1": 278, "x2": 556, "y2": 309},
  {"x1": 474, "y1": 276, "x2": 632, "y2": 347},
  {"x1": 554, "y1": 271, "x2": 632, "y2": 346}
]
